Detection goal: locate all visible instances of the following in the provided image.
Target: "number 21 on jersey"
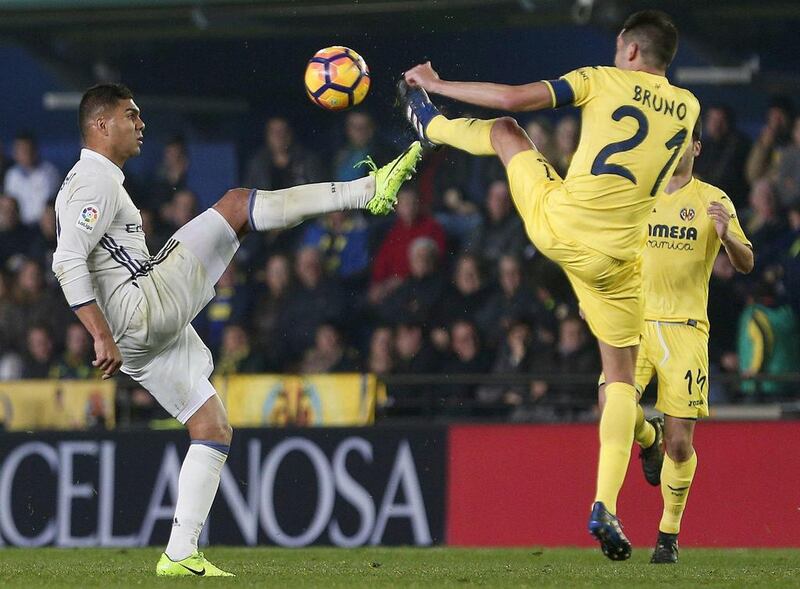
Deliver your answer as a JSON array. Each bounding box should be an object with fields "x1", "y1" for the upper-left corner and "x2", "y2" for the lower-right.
[{"x1": 591, "y1": 105, "x2": 687, "y2": 196}]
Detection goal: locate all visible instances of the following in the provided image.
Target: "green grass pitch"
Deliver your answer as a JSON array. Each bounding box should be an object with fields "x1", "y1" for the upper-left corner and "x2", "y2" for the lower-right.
[{"x1": 0, "y1": 547, "x2": 799, "y2": 588}]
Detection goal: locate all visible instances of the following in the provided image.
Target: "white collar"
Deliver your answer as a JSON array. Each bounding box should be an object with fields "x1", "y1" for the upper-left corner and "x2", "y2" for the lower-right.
[{"x1": 80, "y1": 148, "x2": 125, "y2": 184}]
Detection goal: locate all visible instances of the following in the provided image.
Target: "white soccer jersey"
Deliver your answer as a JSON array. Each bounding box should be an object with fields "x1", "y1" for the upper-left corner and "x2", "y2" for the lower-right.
[{"x1": 52, "y1": 149, "x2": 152, "y2": 340}]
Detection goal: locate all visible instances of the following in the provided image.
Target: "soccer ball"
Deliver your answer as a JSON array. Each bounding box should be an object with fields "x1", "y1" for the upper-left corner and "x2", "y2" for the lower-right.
[{"x1": 304, "y1": 46, "x2": 370, "y2": 111}]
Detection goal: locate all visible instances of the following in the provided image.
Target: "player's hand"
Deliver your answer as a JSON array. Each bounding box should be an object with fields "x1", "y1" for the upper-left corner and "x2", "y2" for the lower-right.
[
  {"x1": 707, "y1": 201, "x2": 732, "y2": 241},
  {"x1": 93, "y1": 334, "x2": 122, "y2": 380},
  {"x1": 404, "y1": 62, "x2": 440, "y2": 90}
]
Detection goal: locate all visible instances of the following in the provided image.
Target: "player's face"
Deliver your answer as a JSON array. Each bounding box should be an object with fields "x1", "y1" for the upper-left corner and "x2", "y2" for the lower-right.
[{"x1": 107, "y1": 99, "x2": 145, "y2": 160}]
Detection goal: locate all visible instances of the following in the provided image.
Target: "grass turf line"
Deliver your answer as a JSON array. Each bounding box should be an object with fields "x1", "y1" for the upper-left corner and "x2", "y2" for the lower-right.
[{"x1": 0, "y1": 547, "x2": 799, "y2": 588}]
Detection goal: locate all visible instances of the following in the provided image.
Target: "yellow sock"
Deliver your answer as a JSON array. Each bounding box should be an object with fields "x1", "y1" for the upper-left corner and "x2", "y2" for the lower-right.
[
  {"x1": 594, "y1": 382, "x2": 637, "y2": 514},
  {"x1": 659, "y1": 451, "x2": 697, "y2": 534},
  {"x1": 427, "y1": 115, "x2": 498, "y2": 155},
  {"x1": 633, "y1": 404, "x2": 656, "y2": 448}
]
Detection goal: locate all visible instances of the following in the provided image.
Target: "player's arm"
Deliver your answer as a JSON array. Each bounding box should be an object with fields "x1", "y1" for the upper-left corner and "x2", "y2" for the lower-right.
[
  {"x1": 404, "y1": 62, "x2": 556, "y2": 112},
  {"x1": 73, "y1": 302, "x2": 122, "y2": 379},
  {"x1": 707, "y1": 200, "x2": 754, "y2": 274},
  {"x1": 52, "y1": 175, "x2": 123, "y2": 378}
]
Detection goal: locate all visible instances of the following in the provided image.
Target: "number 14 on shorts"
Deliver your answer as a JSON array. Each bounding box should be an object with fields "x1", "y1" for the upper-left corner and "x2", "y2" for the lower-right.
[{"x1": 684, "y1": 368, "x2": 706, "y2": 406}]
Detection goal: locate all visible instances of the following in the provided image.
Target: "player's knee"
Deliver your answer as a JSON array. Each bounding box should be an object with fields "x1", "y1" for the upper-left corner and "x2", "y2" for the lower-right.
[
  {"x1": 216, "y1": 187, "x2": 250, "y2": 207},
  {"x1": 665, "y1": 436, "x2": 693, "y2": 463},
  {"x1": 491, "y1": 117, "x2": 526, "y2": 141}
]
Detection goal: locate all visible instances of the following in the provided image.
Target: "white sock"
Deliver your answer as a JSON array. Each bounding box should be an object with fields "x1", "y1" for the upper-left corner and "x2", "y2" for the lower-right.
[
  {"x1": 250, "y1": 176, "x2": 375, "y2": 231},
  {"x1": 165, "y1": 442, "x2": 228, "y2": 561}
]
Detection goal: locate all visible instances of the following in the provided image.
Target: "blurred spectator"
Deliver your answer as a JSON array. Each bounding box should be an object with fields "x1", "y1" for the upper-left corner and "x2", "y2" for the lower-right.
[
  {"x1": 415, "y1": 143, "x2": 504, "y2": 215},
  {"x1": 708, "y1": 253, "x2": 748, "y2": 379},
  {"x1": 433, "y1": 185, "x2": 482, "y2": 248},
  {"x1": 10, "y1": 258, "x2": 71, "y2": 348},
  {"x1": 369, "y1": 186, "x2": 445, "y2": 304},
  {"x1": 302, "y1": 211, "x2": 370, "y2": 283},
  {"x1": 552, "y1": 116, "x2": 579, "y2": 177},
  {"x1": 300, "y1": 323, "x2": 360, "y2": 374},
  {"x1": 0, "y1": 139, "x2": 10, "y2": 185},
  {"x1": 439, "y1": 320, "x2": 490, "y2": 411},
  {"x1": 333, "y1": 111, "x2": 391, "y2": 182},
  {"x1": 193, "y1": 261, "x2": 251, "y2": 357},
  {"x1": 381, "y1": 237, "x2": 445, "y2": 326},
  {"x1": 745, "y1": 96, "x2": 794, "y2": 185},
  {"x1": 0, "y1": 194, "x2": 34, "y2": 268},
  {"x1": 775, "y1": 116, "x2": 800, "y2": 208},
  {"x1": 435, "y1": 253, "x2": 491, "y2": 330},
  {"x1": 251, "y1": 253, "x2": 292, "y2": 370},
  {"x1": 388, "y1": 321, "x2": 441, "y2": 414},
  {"x1": 0, "y1": 271, "x2": 21, "y2": 379},
  {"x1": 50, "y1": 323, "x2": 94, "y2": 379},
  {"x1": 279, "y1": 246, "x2": 346, "y2": 365},
  {"x1": 367, "y1": 326, "x2": 394, "y2": 375},
  {"x1": 245, "y1": 117, "x2": 323, "y2": 190},
  {"x1": 476, "y1": 319, "x2": 536, "y2": 411},
  {"x1": 27, "y1": 201, "x2": 58, "y2": 273},
  {"x1": 738, "y1": 280, "x2": 800, "y2": 397},
  {"x1": 693, "y1": 104, "x2": 751, "y2": 208},
  {"x1": 743, "y1": 178, "x2": 788, "y2": 263},
  {"x1": 3, "y1": 132, "x2": 60, "y2": 227},
  {"x1": 465, "y1": 180, "x2": 528, "y2": 266},
  {"x1": 215, "y1": 325, "x2": 265, "y2": 376},
  {"x1": 127, "y1": 385, "x2": 169, "y2": 426},
  {"x1": 21, "y1": 326, "x2": 56, "y2": 379},
  {"x1": 148, "y1": 136, "x2": 190, "y2": 207},
  {"x1": 140, "y1": 208, "x2": 170, "y2": 255},
  {"x1": 782, "y1": 204, "x2": 800, "y2": 316},
  {"x1": 525, "y1": 117, "x2": 558, "y2": 164},
  {"x1": 160, "y1": 188, "x2": 198, "y2": 232},
  {"x1": 475, "y1": 254, "x2": 546, "y2": 348},
  {"x1": 529, "y1": 315, "x2": 600, "y2": 407}
]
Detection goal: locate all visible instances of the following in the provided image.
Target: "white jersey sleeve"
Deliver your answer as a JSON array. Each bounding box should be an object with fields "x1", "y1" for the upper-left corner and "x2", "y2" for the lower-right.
[{"x1": 52, "y1": 172, "x2": 121, "y2": 308}]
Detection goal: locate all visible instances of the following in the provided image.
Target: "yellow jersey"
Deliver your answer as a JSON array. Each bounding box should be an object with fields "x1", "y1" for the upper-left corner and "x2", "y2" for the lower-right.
[
  {"x1": 643, "y1": 177, "x2": 750, "y2": 334},
  {"x1": 543, "y1": 66, "x2": 701, "y2": 261}
]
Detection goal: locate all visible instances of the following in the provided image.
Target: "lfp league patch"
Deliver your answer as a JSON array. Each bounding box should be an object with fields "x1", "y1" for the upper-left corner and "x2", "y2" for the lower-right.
[{"x1": 76, "y1": 205, "x2": 100, "y2": 233}]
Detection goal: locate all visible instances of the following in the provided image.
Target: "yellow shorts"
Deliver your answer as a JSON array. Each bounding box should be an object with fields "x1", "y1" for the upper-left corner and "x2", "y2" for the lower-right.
[
  {"x1": 506, "y1": 150, "x2": 643, "y2": 347},
  {"x1": 636, "y1": 320, "x2": 710, "y2": 419}
]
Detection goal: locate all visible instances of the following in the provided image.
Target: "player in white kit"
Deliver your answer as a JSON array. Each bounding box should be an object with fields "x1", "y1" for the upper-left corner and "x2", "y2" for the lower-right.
[{"x1": 52, "y1": 84, "x2": 422, "y2": 576}]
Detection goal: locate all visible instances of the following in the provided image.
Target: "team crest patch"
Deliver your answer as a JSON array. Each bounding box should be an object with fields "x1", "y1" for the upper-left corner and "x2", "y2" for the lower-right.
[
  {"x1": 680, "y1": 207, "x2": 695, "y2": 222},
  {"x1": 76, "y1": 205, "x2": 100, "y2": 233}
]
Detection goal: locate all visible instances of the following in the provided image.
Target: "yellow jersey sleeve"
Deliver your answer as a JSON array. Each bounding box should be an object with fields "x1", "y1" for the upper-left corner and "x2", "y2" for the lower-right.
[
  {"x1": 544, "y1": 66, "x2": 601, "y2": 108},
  {"x1": 716, "y1": 193, "x2": 752, "y2": 248}
]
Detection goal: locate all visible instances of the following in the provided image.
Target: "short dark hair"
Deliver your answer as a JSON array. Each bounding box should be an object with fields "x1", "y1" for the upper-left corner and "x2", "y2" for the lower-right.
[
  {"x1": 78, "y1": 83, "x2": 134, "y2": 141},
  {"x1": 621, "y1": 10, "x2": 678, "y2": 70},
  {"x1": 692, "y1": 116, "x2": 703, "y2": 142},
  {"x1": 13, "y1": 131, "x2": 37, "y2": 147}
]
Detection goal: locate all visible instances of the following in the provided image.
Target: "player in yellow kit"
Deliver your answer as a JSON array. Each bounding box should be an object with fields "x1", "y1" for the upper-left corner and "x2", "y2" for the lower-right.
[
  {"x1": 398, "y1": 10, "x2": 700, "y2": 560},
  {"x1": 602, "y1": 119, "x2": 753, "y2": 563}
]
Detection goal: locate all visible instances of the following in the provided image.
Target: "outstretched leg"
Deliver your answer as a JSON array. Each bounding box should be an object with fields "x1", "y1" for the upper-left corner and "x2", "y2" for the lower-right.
[
  {"x1": 211, "y1": 141, "x2": 422, "y2": 239},
  {"x1": 398, "y1": 80, "x2": 535, "y2": 166}
]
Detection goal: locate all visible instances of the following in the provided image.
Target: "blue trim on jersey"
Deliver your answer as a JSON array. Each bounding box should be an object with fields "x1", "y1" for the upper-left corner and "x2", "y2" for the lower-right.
[
  {"x1": 191, "y1": 440, "x2": 230, "y2": 455},
  {"x1": 548, "y1": 79, "x2": 575, "y2": 107},
  {"x1": 248, "y1": 188, "x2": 257, "y2": 231},
  {"x1": 70, "y1": 299, "x2": 96, "y2": 311},
  {"x1": 99, "y1": 235, "x2": 139, "y2": 278}
]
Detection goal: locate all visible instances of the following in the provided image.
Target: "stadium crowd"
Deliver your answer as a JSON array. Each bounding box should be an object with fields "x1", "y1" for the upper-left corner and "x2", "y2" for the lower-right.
[{"x1": 0, "y1": 100, "x2": 798, "y2": 421}]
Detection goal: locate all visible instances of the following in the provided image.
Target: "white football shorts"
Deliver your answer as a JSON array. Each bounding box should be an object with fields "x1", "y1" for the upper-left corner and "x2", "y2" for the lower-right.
[{"x1": 118, "y1": 208, "x2": 239, "y2": 423}]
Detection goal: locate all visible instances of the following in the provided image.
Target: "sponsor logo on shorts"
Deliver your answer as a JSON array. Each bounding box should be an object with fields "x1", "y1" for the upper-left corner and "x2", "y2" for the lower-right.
[{"x1": 76, "y1": 205, "x2": 100, "y2": 233}]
